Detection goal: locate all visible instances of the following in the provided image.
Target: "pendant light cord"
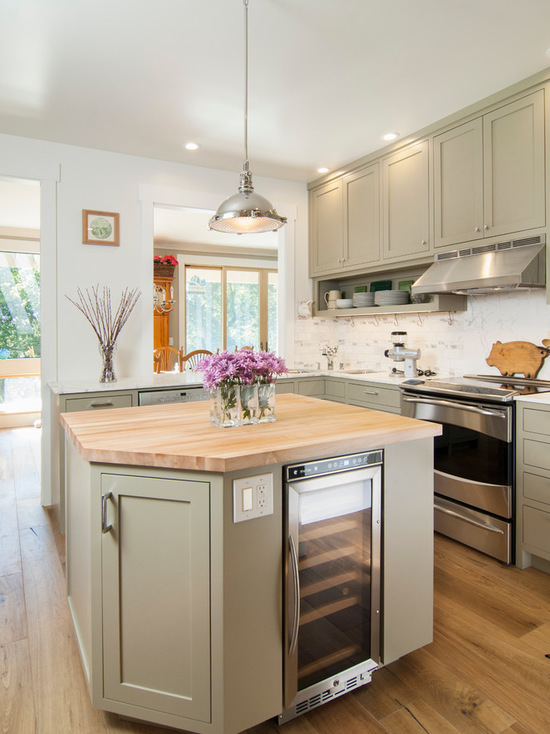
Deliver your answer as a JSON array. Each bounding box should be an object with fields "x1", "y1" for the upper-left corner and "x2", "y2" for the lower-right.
[{"x1": 244, "y1": 0, "x2": 249, "y2": 168}]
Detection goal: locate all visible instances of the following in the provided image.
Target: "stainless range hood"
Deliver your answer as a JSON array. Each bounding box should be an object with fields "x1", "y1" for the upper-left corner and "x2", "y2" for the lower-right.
[{"x1": 412, "y1": 236, "x2": 546, "y2": 295}]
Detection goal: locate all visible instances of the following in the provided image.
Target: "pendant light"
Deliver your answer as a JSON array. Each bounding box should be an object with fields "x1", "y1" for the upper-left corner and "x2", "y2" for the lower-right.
[{"x1": 209, "y1": 0, "x2": 286, "y2": 234}]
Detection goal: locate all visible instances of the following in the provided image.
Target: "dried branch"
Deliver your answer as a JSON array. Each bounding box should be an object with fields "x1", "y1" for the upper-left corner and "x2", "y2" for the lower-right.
[{"x1": 66, "y1": 285, "x2": 142, "y2": 349}]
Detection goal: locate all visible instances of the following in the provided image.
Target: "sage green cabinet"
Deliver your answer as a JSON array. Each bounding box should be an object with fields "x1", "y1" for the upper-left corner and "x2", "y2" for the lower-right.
[
  {"x1": 346, "y1": 380, "x2": 401, "y2": 414},
  {"x1": 101, "y1": 473, "x2": 212, "y2": 720},
  {"x1": 382, "y1": 140, "x2": 431, "y2": 262},
  {"x1": 434, "y1": 90, "x2": 546, "y2": 248},
  {"x1": 434, "y1": 118, "x2": 484, "y2": 247},
  {"x1": 516, "y1": 400, "x2": 550, "y2": 569},
  {"x1": 343, "y1": 162, "x2": 381, "y2": 268},
  {"x1": 309, "y1": 163, "x2": 381, "y2": 277},
  {"x1": 309, "y1": 179, "x2": 344, "y2": 275}
]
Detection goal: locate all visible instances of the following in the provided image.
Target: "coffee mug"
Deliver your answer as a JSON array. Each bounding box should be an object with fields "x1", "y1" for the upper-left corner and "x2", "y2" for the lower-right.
[{"x1": 324, "y1": 290, "x2": 342, "y2": 308}]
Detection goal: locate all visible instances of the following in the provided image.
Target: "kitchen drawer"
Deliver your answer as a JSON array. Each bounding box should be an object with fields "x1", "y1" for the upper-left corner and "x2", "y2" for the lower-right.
[
  {"x1": 64, "y1": 393, "x2": 134, "y2": 412},
  {"x1": 523, "y1": 471, "x2": 550, "y2": 508},
  {"x1": 522, "y1": 407, "x2": 550, "y2": 437},
  {"x1": 523, "y1": 438, "x2": 550, "y2": 472},
  {"x1": 276, "y1": 381, "x2": 295, "y2": 394},
  {"x1": 346, "y1": 381, "x2": 400, "y2": 411},
  {"x1": 522, "y1": 505, "x2": 550, "y2": 556},
  {"x1": 324, "y1": 378, "x2": 347, "y2": 401},
  {"x1": 297, "y1": 379, "x2": 325, "y2": 397}
]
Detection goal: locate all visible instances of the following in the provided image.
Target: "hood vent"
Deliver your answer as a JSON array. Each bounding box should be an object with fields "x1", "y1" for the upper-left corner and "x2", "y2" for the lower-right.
[{"x1": 412, "y1": 236, "x2": 546, "y2": 295}]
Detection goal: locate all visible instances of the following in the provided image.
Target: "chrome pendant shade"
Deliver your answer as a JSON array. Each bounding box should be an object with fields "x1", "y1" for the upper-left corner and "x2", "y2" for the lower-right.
[{"x1": 209, "y1": 0, "x2": 286, "y2": 235}]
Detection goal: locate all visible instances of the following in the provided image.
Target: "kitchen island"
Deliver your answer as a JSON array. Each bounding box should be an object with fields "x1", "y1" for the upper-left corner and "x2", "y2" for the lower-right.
[{"x1": 61, "y1": 394, "x2": 440, "y2": 734}]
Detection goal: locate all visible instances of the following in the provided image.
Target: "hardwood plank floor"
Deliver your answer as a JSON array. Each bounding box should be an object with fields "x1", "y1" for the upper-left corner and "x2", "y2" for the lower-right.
[{"x1": 1, "y1": 426, "x2": 549, "y2": 734}]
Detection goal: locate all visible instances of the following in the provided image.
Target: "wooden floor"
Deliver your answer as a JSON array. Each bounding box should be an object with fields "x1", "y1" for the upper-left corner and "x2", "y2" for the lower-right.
[{"x1": 1, "y1": 427, "x2": 550, "y2": 734}]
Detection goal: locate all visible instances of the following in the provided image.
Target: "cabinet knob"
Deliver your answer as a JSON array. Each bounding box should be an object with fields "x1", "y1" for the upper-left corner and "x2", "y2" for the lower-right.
[
  {"x1": 484, "y1": 224, "x2": 489, "y2": 230},
  {"x1": 475, "y1": 227, "x2": 480, "y2": 233},
  {"x1": 421, "y1": 240, "x2": 427, "y2": 246}
]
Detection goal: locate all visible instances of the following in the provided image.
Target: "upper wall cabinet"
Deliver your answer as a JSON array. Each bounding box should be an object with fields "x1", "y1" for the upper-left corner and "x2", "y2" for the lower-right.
[
  {"x1": 310, "y1": 163, "x2": 381, "y2": 277},
  {"x1": 434, "y1": 90, "x2": 545, "y2": 248},
  {"x1": 381, "y1": 141, "x2": 431, "y2": 262},
  {"x1": 309, "y1": 178, "x2": 344, "y2": 275}
]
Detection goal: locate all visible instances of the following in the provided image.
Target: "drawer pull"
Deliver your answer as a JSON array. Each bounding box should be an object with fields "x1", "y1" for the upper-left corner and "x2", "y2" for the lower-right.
[
  {"x1": 102, "y1": 492, "x2": 113, "y2": 534},
  {"x1": 90, "y1": 401, "x2": 115, "y2": 408},
  {"x1": 363, "y1": 389, "x2": 379, "y2": 396}
]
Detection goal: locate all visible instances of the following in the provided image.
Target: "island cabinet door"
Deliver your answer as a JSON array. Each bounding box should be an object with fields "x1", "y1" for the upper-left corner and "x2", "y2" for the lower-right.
[{"x1": 100, "y1": 473, "x2": 211, "y2": 722}]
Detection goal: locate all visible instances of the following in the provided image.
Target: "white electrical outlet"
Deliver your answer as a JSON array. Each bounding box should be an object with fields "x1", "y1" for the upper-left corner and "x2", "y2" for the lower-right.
[{"x1": 233, "y1": 473, "x2": 273, "y2": 523}]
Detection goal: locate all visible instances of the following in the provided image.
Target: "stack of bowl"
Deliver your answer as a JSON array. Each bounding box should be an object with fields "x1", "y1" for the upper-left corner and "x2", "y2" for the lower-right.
[
  {"x1": 352, "y1": 292, "x2": 375, "y2": 307},
  {"x1": 374, "y1": 289, "x2": 410, "y2": 306}
]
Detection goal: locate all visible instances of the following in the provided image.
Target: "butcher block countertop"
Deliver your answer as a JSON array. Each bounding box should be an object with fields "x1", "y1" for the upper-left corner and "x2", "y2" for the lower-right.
[{"x1": 61, "y1": 393, "x2": 441, "y2": 473}]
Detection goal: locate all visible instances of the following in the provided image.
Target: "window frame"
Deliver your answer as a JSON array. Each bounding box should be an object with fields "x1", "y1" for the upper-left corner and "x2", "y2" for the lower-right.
[{"x1": 183, "y1": 264, "x2": 277, "y2": 353}]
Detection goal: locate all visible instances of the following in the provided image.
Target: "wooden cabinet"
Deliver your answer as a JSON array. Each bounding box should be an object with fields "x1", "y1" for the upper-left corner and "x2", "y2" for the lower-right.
[
  {"x1": 434, "y1": 91, "x2": 545, "y2": 248},
  {"x1": 101, "y1": 473, "x2": 211, "y2": 720},
  {"x1": 516, "y1": 400, "x2": 550, "y2": 569},
  {"x1": 309, "y1": 163, "x2": 380, "y2": 277},
  {"x1": 154, "y1": 276, "x2": 173, "y2": 350},
  {"x1": 382, "y1": 140, "x2": 431, "y2": 262}
]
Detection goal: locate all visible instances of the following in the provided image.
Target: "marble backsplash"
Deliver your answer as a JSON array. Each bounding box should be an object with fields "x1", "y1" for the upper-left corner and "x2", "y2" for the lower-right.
[{"x1": 293, "y1": 289, "x2": 550, "y2": 380}]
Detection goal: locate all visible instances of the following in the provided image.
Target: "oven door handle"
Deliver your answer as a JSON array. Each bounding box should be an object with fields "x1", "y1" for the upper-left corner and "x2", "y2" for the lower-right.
[
  {"x1": 436, "y1": 504, "x2": 504, "y2": 534},
  {"x1": 402, "y1": 396, "x2": 507, "y2": 419}
]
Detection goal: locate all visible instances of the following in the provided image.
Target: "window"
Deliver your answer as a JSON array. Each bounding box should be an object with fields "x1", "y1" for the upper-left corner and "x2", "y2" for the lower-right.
[
  {"x1": 184, "y1": 265, "x2": 277, "y2": 353},
  {"x1": 0, "y1": 250, "x2": 41, "y2": 418}
]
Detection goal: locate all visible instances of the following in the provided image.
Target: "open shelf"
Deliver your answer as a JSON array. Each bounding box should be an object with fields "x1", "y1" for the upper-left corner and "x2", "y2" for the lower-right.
[{"x1": 314, "y1": 293, "x2": 467, "y2": 318}]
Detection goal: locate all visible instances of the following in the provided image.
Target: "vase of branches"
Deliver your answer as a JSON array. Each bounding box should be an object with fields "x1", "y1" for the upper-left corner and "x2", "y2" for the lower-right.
[{"x1": 67, "y1": 285, "x2": 141, "y2": 383}]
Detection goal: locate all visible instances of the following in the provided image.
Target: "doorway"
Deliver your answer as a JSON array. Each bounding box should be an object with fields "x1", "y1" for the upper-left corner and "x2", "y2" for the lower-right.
[{"x1": 0, "y1": 179, "x2": 41, "y2": 428}]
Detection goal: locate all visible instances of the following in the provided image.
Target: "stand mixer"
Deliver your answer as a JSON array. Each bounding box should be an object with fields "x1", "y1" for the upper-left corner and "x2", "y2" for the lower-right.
[{"x1": 384, "y1": 331, "x2": 421, "y2": 378}]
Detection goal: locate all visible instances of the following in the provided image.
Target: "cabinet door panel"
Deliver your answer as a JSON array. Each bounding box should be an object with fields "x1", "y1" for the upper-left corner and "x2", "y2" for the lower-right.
[
  {"x1": 101, "y1": 474, "x2": 211, "y2": 721},
  {"x1": 484, "y1": 90, "x2": 545, "y2": 237},
  {"x1": 382, "y1": 141, "x2": 430, "y2": 261},
  {"x1": 434, "y1": 119, "x2": 484, "y2": 247},
  {"x1": 343, "y1": 163, "x2": 380, "y2": 267},
  {"x1": 310, "y1": 180, "x2": 343, "y2": 275}
]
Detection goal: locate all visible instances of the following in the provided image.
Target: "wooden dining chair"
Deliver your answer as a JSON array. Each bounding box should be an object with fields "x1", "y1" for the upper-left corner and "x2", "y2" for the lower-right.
[
  {"x1": 153, "y1": 347, "x2": 183, "y2": 373},
  {"x1": 181, "y1": 349, "x2": 213, "y2": 371}
]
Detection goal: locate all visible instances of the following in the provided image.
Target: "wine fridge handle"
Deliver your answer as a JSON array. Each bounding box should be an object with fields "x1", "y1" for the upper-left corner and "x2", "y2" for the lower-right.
[{"x1": 289, "y1": 534, "x2": 300, "y2": 657}]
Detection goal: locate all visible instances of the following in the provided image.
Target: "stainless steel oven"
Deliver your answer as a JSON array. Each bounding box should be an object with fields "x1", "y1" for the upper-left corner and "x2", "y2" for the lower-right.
[
  {"x1": 280, "y1": 450, "x2": 382, "y2": 724},
  {"x1": 400, "y1": 375, "x2": 550, "y2": 564}
]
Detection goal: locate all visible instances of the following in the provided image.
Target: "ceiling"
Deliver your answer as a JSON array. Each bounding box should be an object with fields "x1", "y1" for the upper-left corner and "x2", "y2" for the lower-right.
[{"x1": 1, "y1": 0, "x2": 550, "y2": 186}]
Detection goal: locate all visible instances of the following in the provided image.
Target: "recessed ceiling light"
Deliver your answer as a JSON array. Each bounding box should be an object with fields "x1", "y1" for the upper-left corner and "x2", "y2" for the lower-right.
[
  {"x1": 185, "y1": 142, "x2": 200, "y2": 151},
  {"x1": 382, "y1": 132, "x2": 400, "y2": 141},
  {"x1": 317, "y1": 167, "x2": 329, "y2": 173}
]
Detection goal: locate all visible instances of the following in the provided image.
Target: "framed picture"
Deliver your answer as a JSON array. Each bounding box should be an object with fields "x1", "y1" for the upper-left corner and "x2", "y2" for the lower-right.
[{"x1": 82, "y1": 210, "x2": 120, "y2": 246}]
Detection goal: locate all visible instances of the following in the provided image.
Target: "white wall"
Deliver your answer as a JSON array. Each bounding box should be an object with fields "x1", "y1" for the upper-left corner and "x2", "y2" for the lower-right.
[
  {"x1": 0, "y1": 134, "x2": 307, "y2": 505},
  {"x1": 0, "y1": 133, "x2": 307, "y2": 382}
]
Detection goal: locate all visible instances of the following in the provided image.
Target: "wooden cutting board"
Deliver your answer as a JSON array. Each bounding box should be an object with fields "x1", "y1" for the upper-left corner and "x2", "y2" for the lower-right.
[{"x1": 486, "y1": 340, "x2": 549, "y2": 378}]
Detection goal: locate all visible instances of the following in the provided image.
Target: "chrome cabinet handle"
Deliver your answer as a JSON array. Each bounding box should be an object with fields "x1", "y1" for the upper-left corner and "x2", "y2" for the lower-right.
[
  {"x1": 101, "y1": 492, "x2": 113, "y2": 534},
  {"x1": 288, "y1": 535, "x2": 300, "y2": 657},
  {"x1": 436, "y1": 504, "x2": 504, "y2": 534},
  {"x1": 402, "y1": 395, "x2": 506, "y2": 419},
  {"x1": 363, "y1": 389, "x2": 379, "y2": 396},
  {"x1": 90, "y1": 401, "x2": 114, "y2": 408}
]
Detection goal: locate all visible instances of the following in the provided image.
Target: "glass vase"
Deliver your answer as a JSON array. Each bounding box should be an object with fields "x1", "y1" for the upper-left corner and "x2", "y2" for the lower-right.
[
  {"x1": 99, "y1": 343, "x2": 116, "y2": 383},
  {"x1": 240, "y1": 384, "x2": 259, "y2": 425},
  {"x1": 258, "y1": 382, "x2": 276, "y2": 423},
  {"x1": 210, "y1": 384, "x2": 241, "y2": 428}
]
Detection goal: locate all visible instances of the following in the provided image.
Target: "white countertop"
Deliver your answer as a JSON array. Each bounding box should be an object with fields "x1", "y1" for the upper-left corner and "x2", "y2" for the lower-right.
[
  {"x1": 49, "y1": 369, "x2": 412, "y2": 395},
  {"x1": 514, "y1": 391, "x2": 550, "y2": 405}
]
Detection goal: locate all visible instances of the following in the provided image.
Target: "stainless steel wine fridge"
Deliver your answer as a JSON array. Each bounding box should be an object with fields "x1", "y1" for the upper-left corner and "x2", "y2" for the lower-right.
[{"x1": 280, "y1": 450, "x2": 383, "y2": 723}]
